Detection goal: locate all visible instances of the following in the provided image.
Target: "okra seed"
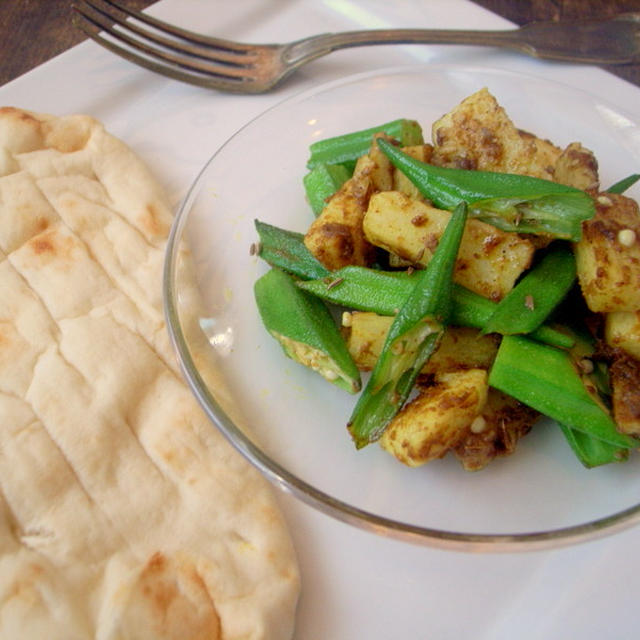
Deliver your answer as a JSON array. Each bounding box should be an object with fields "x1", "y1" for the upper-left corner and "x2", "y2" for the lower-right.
[
  {"x1": 324, "y1": 369, "x2": 339, "y2": 381},
  {"x1": 470, "y1": 416, "x2": 487, "y2": 434},
  {"x1": 342, "y1": 311, "x2": 353, "y2": 328},
  {"x1": 579, "y1": 358, "x2": 594, "y2": 374},
  {"x1": 617, "y1": 228, "x2": 636, "y2": 247},
  {"x1": 597, "y1": 195, "x2": 613, "y2": 207},
  {"x1": 391, "y1": 342, "x2": 404, "y2": 355}
]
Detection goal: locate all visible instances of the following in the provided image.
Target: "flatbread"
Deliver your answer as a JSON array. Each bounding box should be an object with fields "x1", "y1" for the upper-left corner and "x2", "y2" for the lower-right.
[{"x1": 0, "y1": 107, "x2": 299, "y2": 639}]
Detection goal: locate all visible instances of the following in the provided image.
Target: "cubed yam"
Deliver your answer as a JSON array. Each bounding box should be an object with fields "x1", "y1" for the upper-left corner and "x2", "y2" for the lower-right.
[
  {"x1": 367, "y1": 134, "x2": 395, "y2": 192},
  {"x1": 343, "y1": 311, "x2": 499, "y2": 372},
  {"x1": 422, "y1": 327, "x2": 500, "y2": 375},
  {"x1": 363, "y1": 190, "x2": 534, "y2": 300},
  {"x1": 430, "y1": 87, "x2": 561, "y2": 180},
  {"x1": 453, "y1": 388, "x2": 538, "y2": 471},
  {"x1": 573, "y1": 193, "x2": 640, "y2": 312},
  {"x1": 392, "y1": 143, "x2": 433, "y2": 201},
  {"x1": 553, "y1": 142, "x2": 599, "y2": 192},
  {"x1": 343, "y1": 311, "x2": 391, "y2": 371},
  {"x1": 605, "y1": 311, "x2": 640, "y2": 360},
  {"x1": 304, "y1": 154, "x2": 376, "y2": 270},
  {"x1": 609, "y1": 352, "x2": 640, "y2": 436},
  {"x1": 380, "y1": 368, "x2": 488, "y2": 467}
]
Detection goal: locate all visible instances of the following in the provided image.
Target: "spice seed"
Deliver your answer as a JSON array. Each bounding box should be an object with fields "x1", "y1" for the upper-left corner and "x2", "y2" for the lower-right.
[{"x1": 618, "y1": 228, "x2": 636, "y2": 247}]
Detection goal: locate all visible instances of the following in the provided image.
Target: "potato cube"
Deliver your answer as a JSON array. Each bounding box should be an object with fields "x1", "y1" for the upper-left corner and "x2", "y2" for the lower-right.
[
  {"x1": 343, "y1": 312, "x2": 499, "y2": 373},
  {"x1": 304, "y1": 155, "x2": 376, "y2": 270},
  {"x1": 421, "y1": 327, "x2": 499, "y2": 375},
  {"x1": 430, "y1": 87, "x2": 561, "y2": 180},
  {"x1": 574, "y1": 193, "x2": 640, "y2": 312},
  {"x1": 553, "y1": 142, "x2": 599, "y2": 192},
  {"x1": 380, "y1": 368, "x2": 488, "y2": 467},
  {"x1": 343, "y1": 311, "x2": 391, "y2": 371},
  {"x1": 392, "y1": 143, "x2": 433, "y2": 201},
  {"x1": 609, "y1": 352, "x2": 640, "y2": 436},
  {"x1": 605, "y1": 311, "x2": 640, "y2": 360},
  {"x1": 363, "y1": 190, "x2": 534, "y2": 300}
]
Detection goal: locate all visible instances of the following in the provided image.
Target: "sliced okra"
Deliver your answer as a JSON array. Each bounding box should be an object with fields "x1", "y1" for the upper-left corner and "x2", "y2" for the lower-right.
[
  {"x1": 254, "y1": 219, "x2": 329, "y2": 280},
  {"x1": 488, "y1": 335, "x2": 637, "y2": 450},
  {"x1": 307, "y1": 118, "x2": 424, "y2": 171},
  {"x1": 254, "y1": 267, "x2": 361, "y2": 393},
  {"x1": 347, "y1": 202, "x2": 468, "y2": 448},
  {"x1": 303, "y1": 163, "x2": 352, "y2": 216},
  {"x1": 376, "y1": 138, "x2": 595, "y2": 241},
  {"x1": 482, "y1": 244, "x2": 577, "y2": 336},
  {"x1": 606, "y1": 173, "x2": 640, "y2": 194},
  {"x1": 298, "y1": 266, "x2": 574, "y2": 349}
]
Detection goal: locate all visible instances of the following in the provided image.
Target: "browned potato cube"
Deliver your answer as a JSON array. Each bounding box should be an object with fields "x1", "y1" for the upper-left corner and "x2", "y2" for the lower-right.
[
  {"x1": 363, "y1": 190, "x2": 534, "y2": 300},
  {"x1": 343, "y1": 312, "x2": 499, "y2": 373},
  {"x1": 605, "y1": 311, "x2": 640, "y2": 360},
  {"x1": 574, "y1": 193, "x2": 640, "y2": 312},
  {"x1": 430, "y1": 87, "x2": 561, "y2": 180},
  {"x1": 553, "y1": 142, "x2": 599, "y2": 192},
  {"x1": 609, "y1": 352, "x2": 640, "y2": 436},
  {"x1": 392, "y1": 143, "x2": 433, "y2": 201},
  {"x1": 304, "y1": 155, "x2": 376, "y2": 270},
  {"x1": 380, "y1": 369, "x2": 488, "y2": 467}
]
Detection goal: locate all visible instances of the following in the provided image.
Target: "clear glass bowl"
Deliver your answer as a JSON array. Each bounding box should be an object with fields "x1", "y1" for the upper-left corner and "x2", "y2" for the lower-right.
[{"x1": 164, "y1": 65, "x2": 640, "y2": 551}]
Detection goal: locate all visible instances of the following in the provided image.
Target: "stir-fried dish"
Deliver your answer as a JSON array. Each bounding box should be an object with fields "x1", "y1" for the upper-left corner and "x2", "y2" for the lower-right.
[{"x1": 253, "y1": 88, "x2": 640, "y2": 471}]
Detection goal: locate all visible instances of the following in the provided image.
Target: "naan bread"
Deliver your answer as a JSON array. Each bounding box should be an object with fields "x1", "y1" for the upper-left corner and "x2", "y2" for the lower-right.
[{"x1": 0, "y1": 107, "x2": 299, "y2": 639}]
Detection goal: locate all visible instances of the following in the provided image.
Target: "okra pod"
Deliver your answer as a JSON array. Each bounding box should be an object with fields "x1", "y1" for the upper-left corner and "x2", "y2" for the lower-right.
[
  {"x1": 347, "y1": 203, "x2": 468, "y2": 448},
  {"x1": 557, "y1": 422, "x2": 628, "y2": 468},
  {"x1": 254, "y1": 267, "x2": 361, "y2": 393},
  {"x1": 298, "y1": 266, "x2": 574, "y2": 349},
  {"x1": 303, "y1": 163, "x2": 351, "y2": 216},
  {"x1": 254, "y1": 219, "x2": 329, "y2": 280},
  {"x1": 482, "y1": 244, "x2": 576, "y2": 336},
  {"x1": 376, "y1": 138, "x2": 595, "y2": 241},
  {"x1": 488, "y1": 335, "x2": 637, "y2": 449},
  {"x1": 606, "y1": 173, "x2": 640, "y2": 195},
  {"x1": 307, "y1": 118, "x2": 423, "y2": 170}
]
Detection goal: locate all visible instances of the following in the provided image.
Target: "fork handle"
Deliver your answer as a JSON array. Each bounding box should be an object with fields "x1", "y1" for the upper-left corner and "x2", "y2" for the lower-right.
[{"x1": 284, "y1": 16, "x2": 639, "y2": 66}]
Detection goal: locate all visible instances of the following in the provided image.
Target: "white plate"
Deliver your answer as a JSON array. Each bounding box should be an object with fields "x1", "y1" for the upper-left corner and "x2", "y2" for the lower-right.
[{"x1": 165, "y1": 64, "x2": 640, "y2": 551}]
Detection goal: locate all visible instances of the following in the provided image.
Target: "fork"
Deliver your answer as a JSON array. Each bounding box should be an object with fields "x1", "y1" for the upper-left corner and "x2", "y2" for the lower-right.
[{"x1": 72, "y1": 0, "x2": 640, "y2": 94}]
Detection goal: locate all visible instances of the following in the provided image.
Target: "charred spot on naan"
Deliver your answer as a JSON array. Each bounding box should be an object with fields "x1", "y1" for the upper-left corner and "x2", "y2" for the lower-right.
[
  {"x1": 117, "y1": 552, "x2": 222, "y2": 640},
  {"x1": 140, "y1": 202, "x2": 171, "y2": 240},
  {"x1": 26, "y1": 228, "x2": 78, "y2": 264}
]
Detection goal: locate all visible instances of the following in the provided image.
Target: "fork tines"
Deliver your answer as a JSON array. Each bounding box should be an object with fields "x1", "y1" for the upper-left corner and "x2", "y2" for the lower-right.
[{"x1": 71, "y1": 0, "x2": 266, "y2": 90}]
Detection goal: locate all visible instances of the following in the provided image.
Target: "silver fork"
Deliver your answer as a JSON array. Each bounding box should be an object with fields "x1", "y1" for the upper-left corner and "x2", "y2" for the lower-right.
[{"x1": 72, "y1": 0, "x2": 640, "y2": 94}]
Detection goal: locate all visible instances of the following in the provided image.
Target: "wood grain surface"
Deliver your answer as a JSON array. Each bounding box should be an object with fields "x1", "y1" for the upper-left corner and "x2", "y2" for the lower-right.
[{"x1": 1, "y1": 0, "x2": 639, "y2": 87}]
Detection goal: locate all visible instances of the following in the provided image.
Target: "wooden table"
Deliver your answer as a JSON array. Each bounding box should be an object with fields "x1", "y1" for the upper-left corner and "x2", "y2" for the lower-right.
[{"x1": 1, "y1": 0, "x2": 639, "y2": 87}]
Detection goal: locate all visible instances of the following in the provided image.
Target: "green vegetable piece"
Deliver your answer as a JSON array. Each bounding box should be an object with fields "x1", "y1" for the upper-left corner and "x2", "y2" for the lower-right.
[
  {"x1": 482, "y1": 244, "x2": 576, "y2": 336},
  {"x1": 254, "y1": 268, "x2": 361, "y2": 393},
  {"x1": 347, "y1": 202, "x2": 468, "y2": 448},
  {"x1": 376, "y1": 138, "x2": 595, "y2": 241},
  {"x1": 254, "y1": 219, "x2": 329, "y2": 280},
  {"x1": 557, "y1": 423, "x2": 628, "y2": 468},
  {"x1": 298, "y1": 266, "x2": 574, "y2": 349},
  {"x1": 606, "y1": 173, "x2": 640, "y2": 194},
  {"x1": 307, "y1": 118, "x2": 423, "y2": 170},
  {"x1": 303, "y1": 163, "x2": 351, "y2": 216},
  {"x1": 298, "y1": 266, "x2": 413, "y2": 315},
  {"x1": 488, "y1": 335, "x2": 637, "y2": 449}
]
